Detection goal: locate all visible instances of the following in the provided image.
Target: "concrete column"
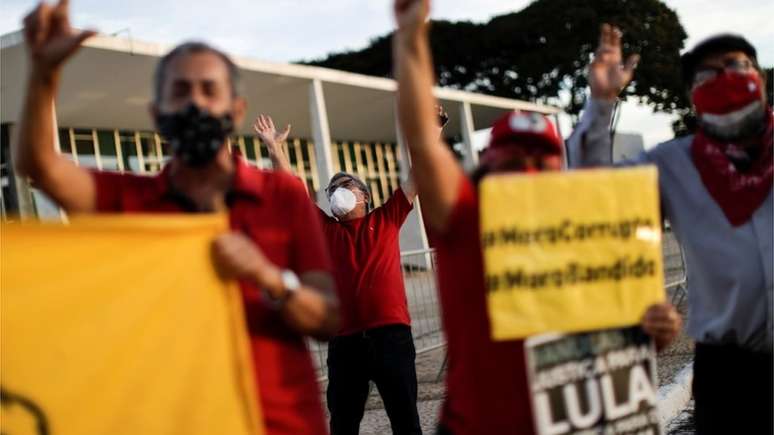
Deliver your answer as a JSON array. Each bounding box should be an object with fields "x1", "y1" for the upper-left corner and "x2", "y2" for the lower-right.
[
  {"x1": 394, "y1": 115, "x2": 431, "y2": 266},
  {"x1": 552, "y1": 113, "x2": 568, "y2": 169},
  {"x1": 459, "y1": 101, "x2": 478, "y2": 172},
  {"x1": 8, "y1": 124, "x2": 36, "y2": 219},
  {"x1": 309, "y1": 79, "x2": 335, "y2": 208},
  {"x1": 52, "y1": 106, "x2": 68, "y2": 221}
]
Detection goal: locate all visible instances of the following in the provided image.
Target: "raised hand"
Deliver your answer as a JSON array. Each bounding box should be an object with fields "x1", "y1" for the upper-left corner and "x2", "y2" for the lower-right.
[
  {"x1": 253, "y1": 114, "x2": 291, "y2": 149},
  {"x1": 23, "y1": 0, "x2": 96, "y2": 78},
  {"x1": 394, "y1": 0, "x2": 429, "y2": 35},
  {"x1": 589, "y1": 23, "x2": 639, "y2": 101}
]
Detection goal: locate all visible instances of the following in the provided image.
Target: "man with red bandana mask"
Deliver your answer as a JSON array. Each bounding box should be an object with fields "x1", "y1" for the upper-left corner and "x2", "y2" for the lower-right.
[
  {"x1": 392, "y1": 2, "x2": 682, "y2": 434},
  {"x1": 568, "y1": 25, "x2": 773, "y2": 435}
]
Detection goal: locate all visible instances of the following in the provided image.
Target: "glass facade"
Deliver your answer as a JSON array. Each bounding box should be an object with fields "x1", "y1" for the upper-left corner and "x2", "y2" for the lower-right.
[{"x1": 0, "y1": 124, "x2": 404, "y2": 218}]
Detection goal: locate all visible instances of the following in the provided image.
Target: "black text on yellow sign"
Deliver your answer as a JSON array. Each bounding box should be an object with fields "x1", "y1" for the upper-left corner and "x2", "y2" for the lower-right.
[{"x1": 479, "y1": 167, "x2": 665, "y2": 340}]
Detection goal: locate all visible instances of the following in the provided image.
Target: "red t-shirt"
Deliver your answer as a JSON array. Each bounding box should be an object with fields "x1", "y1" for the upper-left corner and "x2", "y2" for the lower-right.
[
  {"x1": 320, "y1": 187, "x2": 413, "y2": 335},
  {"x1": 430, "y1": 177, "x2": 535, "y2": 435},
  {"x1": 91, "y1": 157, "x2": 331, "y2": 435}
]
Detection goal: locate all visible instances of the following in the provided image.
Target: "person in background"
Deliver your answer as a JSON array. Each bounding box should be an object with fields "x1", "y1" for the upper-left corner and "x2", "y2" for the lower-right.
[
  {"x1": 391, "y1": 1, "x2": 683, "y2": 434},
  {"x1": 568, "y1": 24, "x2": 773, "y2": 435},
  {"x1": 254, "y1": 110, "x2": 448, "y2": 435},
  {"x1": 15, "y1": 2, "x2": 339, "y2": 434}
]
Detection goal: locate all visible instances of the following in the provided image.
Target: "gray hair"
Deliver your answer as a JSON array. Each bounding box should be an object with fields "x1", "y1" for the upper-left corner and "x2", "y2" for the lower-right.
[
  {"x1": 327, "y1": 172, "x2": 371, "y2": 199},
  {"x1": 153, "y1": 41, "x2": 242, "y2": 103}
]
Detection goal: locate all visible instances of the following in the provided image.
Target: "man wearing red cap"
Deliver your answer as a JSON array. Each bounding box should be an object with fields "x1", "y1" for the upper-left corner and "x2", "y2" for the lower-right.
[
  {"x1": 570, "y1": 24, "x2": 773, "y2": 435},
  {"x1": 391, "y1": 1, "x2": 682, "y2": 434}
]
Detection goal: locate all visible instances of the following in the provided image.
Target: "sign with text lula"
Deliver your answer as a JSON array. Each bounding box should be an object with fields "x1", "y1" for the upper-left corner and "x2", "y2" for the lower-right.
[
  {"x1": 525, "y1": 326, "x2": 662, "y2": 435},
  {"x1": 480, "y1": 167, "x2": 665, "y2": 340}
]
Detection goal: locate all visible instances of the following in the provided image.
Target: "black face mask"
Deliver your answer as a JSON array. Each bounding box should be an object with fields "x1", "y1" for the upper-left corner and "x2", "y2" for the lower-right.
[{"x1": 155, "y1": 104, "x2": 234, "y2": 167}]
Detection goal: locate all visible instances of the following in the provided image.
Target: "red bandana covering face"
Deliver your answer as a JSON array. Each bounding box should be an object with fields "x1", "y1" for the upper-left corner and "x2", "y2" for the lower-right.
[{"x1": 691, "y1": 72, "x2": 773, "y2": 226}]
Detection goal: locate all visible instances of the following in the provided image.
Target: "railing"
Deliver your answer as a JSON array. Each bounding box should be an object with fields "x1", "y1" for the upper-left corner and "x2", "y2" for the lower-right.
[{"x1": 662, "y1": 229, "x2": 689, "y2": 306}]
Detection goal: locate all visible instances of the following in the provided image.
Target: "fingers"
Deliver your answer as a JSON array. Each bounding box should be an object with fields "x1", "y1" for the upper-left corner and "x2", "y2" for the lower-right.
[
  {"x1": 598, "y1": 23, "x2": 610, "y2": 50},
  {"x1": 254, "y1": 114, "x2": 268, "y2": 133},
  {"x1": 64, "y1": 29, "x2": 96, "y2": 57},
  {"x1": 212, "y1": 233, "x2": 256, "y2": 279},
  {"x1": 643, "y1": 303, "x2": 680, "y2": 323},
  {"x1": 595, "y1": 23, "x2": 623, "y2": 61},
  {"x1": 395, "y1": 0, "x2": 413, "y2": 14},
  {"x1": 642, "y1": 303, "x2": 682, "y2": 350},
  {"x1": 282, "y1": 124, "x2": 291, "y2": 136},
  {"x1": 24, "y1": 3, "x2": 53, "y2": 48},
  {"x1": 623, "y1": 53, "x2": 640, "y2": 75}
]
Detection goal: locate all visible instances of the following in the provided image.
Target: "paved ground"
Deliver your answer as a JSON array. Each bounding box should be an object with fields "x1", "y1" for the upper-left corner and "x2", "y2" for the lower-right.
[{"x1": 666, "y1": 400, "x2": 695, "y2": 434}]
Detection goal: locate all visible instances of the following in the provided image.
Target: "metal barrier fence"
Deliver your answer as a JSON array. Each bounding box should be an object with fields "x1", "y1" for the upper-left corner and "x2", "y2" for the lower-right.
[{"x1": 310, "y1": 230, "x2": 688, "y2": 380}]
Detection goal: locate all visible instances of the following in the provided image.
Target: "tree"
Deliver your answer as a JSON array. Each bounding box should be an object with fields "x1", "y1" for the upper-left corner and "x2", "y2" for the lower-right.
[{"x1": 303, "y1": 0, "x2": 688, "y2": 122}]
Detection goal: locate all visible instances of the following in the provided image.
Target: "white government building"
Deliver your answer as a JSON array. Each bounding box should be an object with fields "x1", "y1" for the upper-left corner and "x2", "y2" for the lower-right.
[{"x1": 0, "y1": 30, "x2": 562, "y2": 252}]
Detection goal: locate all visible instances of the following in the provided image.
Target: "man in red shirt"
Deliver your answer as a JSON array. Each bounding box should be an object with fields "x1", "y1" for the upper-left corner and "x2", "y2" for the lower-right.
[
  {"x1": 392, "y1": 1, "x2": 683, "y2": 434},
  {"x1": 15, "y1": 3, "x2": 339, "y2": 435},
  {"x1": 254, "y1": 114, "x2": 423, "y2": 435}
]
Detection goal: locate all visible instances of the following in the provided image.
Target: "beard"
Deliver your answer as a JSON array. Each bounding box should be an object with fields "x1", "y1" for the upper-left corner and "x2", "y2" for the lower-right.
[{"x1": 698, "y1": 100, "x2": 767, "y2": 143}]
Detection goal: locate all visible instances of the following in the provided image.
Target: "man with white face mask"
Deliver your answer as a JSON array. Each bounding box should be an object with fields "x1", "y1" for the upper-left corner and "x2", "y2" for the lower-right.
[
  {"x1": 567, "y1": 26, "x2": 772, "y2": 435},
  {"x1": 255, "y1": 113, "x2": 436, "y2": 435}
]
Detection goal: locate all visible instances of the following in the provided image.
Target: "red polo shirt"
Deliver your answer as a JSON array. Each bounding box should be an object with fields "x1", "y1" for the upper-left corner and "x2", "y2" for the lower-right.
[
  {"x1": 91, "y1": 157, "x2": 331, "y2": 435},
  {"x1": 430, "y1": 177, "x2": 535, "y2": 435},
  {"x1": 319, "y1": 187, "x2": 413, "y2": 335}
]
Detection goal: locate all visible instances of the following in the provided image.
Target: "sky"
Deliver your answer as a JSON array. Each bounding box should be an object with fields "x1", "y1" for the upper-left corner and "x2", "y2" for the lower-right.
[{"x1": 2, "y1": 0, "x2": 773, "y2": 148}]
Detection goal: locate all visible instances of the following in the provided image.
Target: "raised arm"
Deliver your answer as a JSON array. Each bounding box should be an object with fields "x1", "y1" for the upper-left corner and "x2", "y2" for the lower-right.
[
  {"x1": 566, "y1": 24, "x2": 639, "y2": 168},
  {"x1": 393, "y1": 0, "x2": 463, "y2": 232},
  {"x1": 254, "y1": 114, "x2": 293, "y2": 171},
  {"x1": 14, "y1": 0, "x2": 97, "y2": 213}
]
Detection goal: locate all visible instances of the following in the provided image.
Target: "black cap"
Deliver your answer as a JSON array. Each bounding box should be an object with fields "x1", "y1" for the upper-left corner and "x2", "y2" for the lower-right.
[{"x1": 680, "y1": 34, "x2": 758, "y2": 88}]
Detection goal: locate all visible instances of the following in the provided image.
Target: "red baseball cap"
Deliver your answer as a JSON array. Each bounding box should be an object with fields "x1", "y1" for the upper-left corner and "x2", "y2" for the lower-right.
[{"x1": 481, "y1": 111, "x2": 563, "y2": 165}]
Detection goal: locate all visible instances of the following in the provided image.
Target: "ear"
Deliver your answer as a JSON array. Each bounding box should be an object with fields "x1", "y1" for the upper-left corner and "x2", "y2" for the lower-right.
[
  {"x1": 231, "y1": 96, "x2": 248, "y2": 128},
  {"x1": 149, "y1": 101, "x2": 159, "y2": 122}
]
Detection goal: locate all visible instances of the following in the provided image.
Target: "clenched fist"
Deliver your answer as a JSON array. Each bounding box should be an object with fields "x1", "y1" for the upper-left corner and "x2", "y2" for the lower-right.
[{"x1": 211, "y1": 232, "x2": 283, "y2": 298}]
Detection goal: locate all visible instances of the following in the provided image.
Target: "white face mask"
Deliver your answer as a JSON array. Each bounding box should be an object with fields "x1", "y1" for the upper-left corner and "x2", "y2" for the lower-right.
[{"x1": 330, "y1": 187, "x2": 359, "y2": 218}]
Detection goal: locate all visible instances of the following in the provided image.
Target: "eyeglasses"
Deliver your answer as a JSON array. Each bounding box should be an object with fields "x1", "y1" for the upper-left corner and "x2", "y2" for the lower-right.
[
  {"x1": 326, "y1": 178, "x2": 361, "y2": 196},
  {"x1": 693, "y1": 58, "x2": 755, "y2": 87}
]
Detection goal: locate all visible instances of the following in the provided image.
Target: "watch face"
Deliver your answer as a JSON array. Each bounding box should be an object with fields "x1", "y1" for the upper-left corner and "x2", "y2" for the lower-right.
[{"x1": 281, "y1": 270, "x2": 301, "y2": 292}]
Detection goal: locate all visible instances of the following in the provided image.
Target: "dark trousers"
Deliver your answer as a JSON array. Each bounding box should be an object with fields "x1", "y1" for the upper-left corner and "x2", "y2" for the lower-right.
[
  {"x1": 693, "y1": 342, "x2": 773, "y2": 435},
  {"x1": 327, "y1": 324, "x2": 422, "y2": 435}
]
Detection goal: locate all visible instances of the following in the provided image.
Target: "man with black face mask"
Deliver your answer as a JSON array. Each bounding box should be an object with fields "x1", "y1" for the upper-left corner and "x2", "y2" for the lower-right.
[
  {"x1": 14, "y1": 2, "x2": 339, "y2": 435},
  {"x1": 568, "y1": 25, "x2": 773, "y2": 435}
]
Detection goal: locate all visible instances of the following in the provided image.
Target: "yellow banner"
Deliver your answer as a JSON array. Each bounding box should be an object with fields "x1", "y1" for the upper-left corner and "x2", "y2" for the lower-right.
[
  {"x1": 480, "y1": 167, "x2": 665, "y2": 340},
  {"x1": 1, "y1": 215, "x2": 263, "y2": 435}
]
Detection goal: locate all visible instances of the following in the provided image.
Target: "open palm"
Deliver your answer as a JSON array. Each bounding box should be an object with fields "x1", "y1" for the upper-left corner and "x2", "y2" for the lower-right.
[
  {"x1": 589, "y1": 24, "x2": 639, "y2": 101},
  {"x1": 253, "y1": 114, "x2": 291, "y2": 148}
]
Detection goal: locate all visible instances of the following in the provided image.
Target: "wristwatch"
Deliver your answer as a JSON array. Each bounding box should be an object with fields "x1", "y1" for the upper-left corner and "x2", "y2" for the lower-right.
[
  {"x1": 280, "y1": 269, "x2": 301, "y2": 298},
  {"x1": 266, "y1": 269, "x2": 300, "y2": 309}
]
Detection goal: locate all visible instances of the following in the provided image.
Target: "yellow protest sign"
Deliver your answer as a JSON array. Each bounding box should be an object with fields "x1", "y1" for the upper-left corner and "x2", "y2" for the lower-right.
[
  {"x1": 1, "y1": 215, "x2": 263, "y2": 435},
  {"x1": 480, "y1": 167, "x2": 665, "y2": 340}
]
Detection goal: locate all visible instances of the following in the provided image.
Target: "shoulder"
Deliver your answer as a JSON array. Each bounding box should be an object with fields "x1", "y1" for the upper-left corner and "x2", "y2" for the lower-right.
[
  {"x1": 648, "y1": 135, "x2": 693, "y2": 160},
  {"x1": 250, "y1": 167, "x2": 308, "y2": 198},
  {"x1": 91, "y1": 169, "x2": 164, "y2": 191}
]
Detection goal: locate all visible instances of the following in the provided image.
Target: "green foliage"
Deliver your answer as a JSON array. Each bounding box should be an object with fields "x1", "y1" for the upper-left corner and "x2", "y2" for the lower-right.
[{"x1": 303, "y1": 0, "x2": 688, "y2": 121}]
